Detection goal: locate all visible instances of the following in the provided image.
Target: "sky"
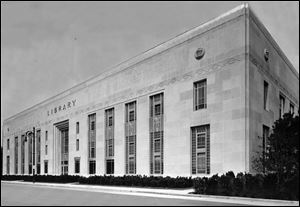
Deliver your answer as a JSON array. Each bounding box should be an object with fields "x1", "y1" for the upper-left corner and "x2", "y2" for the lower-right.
[{"x1": 1, "y1": 1, "x2": 299, "y2": 136}]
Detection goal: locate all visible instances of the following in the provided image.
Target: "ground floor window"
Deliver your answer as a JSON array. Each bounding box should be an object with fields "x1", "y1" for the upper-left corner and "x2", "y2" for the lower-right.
[
  {"x1": 44, "y1": 160, "x2": 48, "y2": 174},
  {"x1": 89, "y1": 160, "x2": 96, "y2": 174},
  {"x1": 6, "y1": 156, "x2": 10, "y2": 175},
  {"x1": 191, "y1": 125, "x2": 210, "y2": 174},
  {"x1": 75, "y1": 158, "x2": 80, "y2": 174},
  {"x1": 37, "y1": 164, "x2": 41, "y2": 175},
  {"x1": 106, "y1": 159, "x2": 114, "y2": 174}
]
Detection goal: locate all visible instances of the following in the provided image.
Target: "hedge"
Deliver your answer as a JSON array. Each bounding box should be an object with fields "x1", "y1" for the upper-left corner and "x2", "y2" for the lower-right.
[
  {"x1": 2, "y1": 172, "x2": 298, "y2": 200},
  {"x1": 1, "y1": 175, "x2": 193, "y2": 188},
  {"x1": 193, "y1": 172, "x2": 299, "y2": 201}
]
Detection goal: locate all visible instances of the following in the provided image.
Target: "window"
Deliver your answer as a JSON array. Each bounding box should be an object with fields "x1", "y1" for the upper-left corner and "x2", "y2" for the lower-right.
[
  {"x1": 108, "y1": 145, "x2": 113, "y2": 157},
  {"x1": 105, "y1": 109, "x2": 114, "y2": 159},
  {"x1": 44, "y1": 160, "x2": 48, "y2": 174},
  {"x1": 106, "y1": 159, "x2": 114, "y2": 174},
  {"x1": 264, "y1": 81, "x2": 269, "y2": 110},
  {"x1": 129, "y1": 143, "x2": 135, "y2": 155},
  {"x1": 108, "y1": 117, "x2": 113, "y2": 126},
  {"x1": 150, "y1": 93, "x2": 164, "y2": 175},
  {"x1": 290, "y1": 103, "x2": 295, "y2": 114},
  {"x1": 21, "y1": 135, "x2": 25, "y2": 174},
  {"x1": 90, "y1": 121, "x2": 95, "y2": 131},
  {"x1": 154, "y1": 139, "x2": 161, "y2": 153},
  {"x1": 197, "y1": 133, "x2": 206, "y2": 149},
  {"x1": 154, "y1": 104, "x2": 161, "y2": 116},
  {"x1": 45, "y1": 145, "x2": 48, "y2": 155},
  {"x1": 197, "y1": 153, "x2": 206, "y2": 174},
  {"x1": 74, "y1": 158, "x2": 80, "y2": 174},
  {"x1": 262, "y1": 125, "x2": 270, "y2": 172},
  {"x1": 6, "y1": 156, "x2": 10, "y2": 175},
  {"x1": 76, "y1": 139, "x2": 79, "y2": 151},
  {"x1": 129, "y1": 157, "x2": 135, "y2": 174},
  {"x1": 129, "y1": 111, "x2": 135, "y2": 122},
  {"x1": 191, "y1": 125, "x2": 210, "y2": 174},
  {"x1": 76, "y1": 122, "x2": 79, "y2": 134},
  {"x1": 45, "y1": 131, "x2": 48, "y2": 141},
  {"x1": 125, "y1": 102, "x2": 137, "y2": 174},
  {"x1": 15, "y1": 137, "x2": 18, "y2": 174},
  {"x1": 88, "y1": 114, "x2": 96, "y2": 172},
  {"x1": 279, "y1": 94, "x2": 285, "y2": 118},
  {"x1": 7, "y1": 139, "x2": 9, "y2": 150},
  {"x1": 89, "y1": 160, "x2": 96, "y2": 174},
  {"x1": 194, "y1": 79, "x2": 207, "y2": 110},
  {"x1": 154, "y1": 156, "x2": 161, "y2": 174}
]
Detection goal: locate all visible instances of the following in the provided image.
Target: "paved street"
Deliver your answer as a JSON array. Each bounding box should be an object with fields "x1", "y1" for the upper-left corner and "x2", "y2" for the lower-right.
[{"x1": 1, "y1": 182, "x2": 246, "y2": 206}]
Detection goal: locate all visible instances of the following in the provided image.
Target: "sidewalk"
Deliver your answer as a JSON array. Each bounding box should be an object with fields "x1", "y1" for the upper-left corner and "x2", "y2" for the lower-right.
[{"x1": 2, "y1": 180, "x2": 299, "y2": 206}]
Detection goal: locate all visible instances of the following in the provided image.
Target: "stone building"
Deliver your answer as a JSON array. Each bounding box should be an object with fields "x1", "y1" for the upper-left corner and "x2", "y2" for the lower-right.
[{"x1": 2, "y1": 4, "x2": 299, "y2": 177}]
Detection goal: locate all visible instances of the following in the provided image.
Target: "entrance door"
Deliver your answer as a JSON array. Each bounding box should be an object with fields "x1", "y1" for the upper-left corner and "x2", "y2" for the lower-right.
[
  {"x1": 54, "y1": 120, "x2": 69, "y2": 175},
  {"x1": 61, "y1": 129, "x2": 69, "y2": 175}
]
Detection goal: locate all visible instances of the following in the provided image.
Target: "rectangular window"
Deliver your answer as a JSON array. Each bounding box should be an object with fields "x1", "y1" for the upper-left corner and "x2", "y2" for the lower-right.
[
  {"x1": 76, "y1": 122, "x2": 79, "y2": 134},
  {"x1": 125, "y1": 101, "x2": 137, "y2": 174},
  {"x1": 197, "y1": 133, "x2": 206, "y2": 149},
  {"x1": 74, "y1": 158, "x2": 80, "y2": 174},
  {"x1": 15, "y1": 136, "x2": 18, "y2": 174},
  {"x1": 154, "y1": 139, "x2": 161, "y2": 153},
  {"x1": 264, "y1": 81, "x2": 269, "y2": 110},
  {"x1": 262, "y1": 125, "x2": 270, "y2": 173},
  {"x1": 21, "y1": 135, "x2": 25, "y2": 174},
  {"x1": 191, "y1": 125, "x2": 210, "y2": 174},
  {"x1": 197, "y1": 153, "x2": 206, "y2": 174},
  {"x1": 45, "y1": 131, "x2": 48, "y2": 141},
  {"x1": 7, "y1": 139, "x2": 9, "y2": 150},
  {"x1": 89, "y1": 160, "x2": 96, "y2": 174},
  {"x1": 154, "y1": 156, "x2": 161, "y2": 174},
  {"x1": 154, "y1": 104, "x2": 161, "y2": 116},
  {"x1": 263, "y1": 125, "x2": 270, "y2": 157},
  {"x1": 45, "y1": 145, "x2": 48, "y2": 155},
  {"x1": 150, "y1": 93, "x2": 164, "y2": 175},
  {"x1": 76, "y1": 139, "x2": 79, "y2": 151},
  {"x1": 44, "y1": 160, "x2": 48, "y2": 174},
  {"x1": 194, "y1": 79, "x2": 207, "y2": 110},
  {"x1": 279, "y1": 94, "x2": 285, "y2": 118},
  {"x1": 36, "y1": 130, "x2": 41, "y2": 174},
  {"x1": 88, "y1": 113, "x2": 96, "y2": 172},
  {"x1": 129, "y1": 143, "x2": 135, "y2": 155},
  {"x1": 6, "y1": 156, "x2": 10, "y2": 175},
  {"x1": 90, "y1": 121, "x2": 95, "y2": 131},
  {"x1": 290, "y1": 103, "x2": 295, "y2": 114},
  {"x1": 105, "y1": 108, "x2": 114, "y2": 174},
  {"x1": 28, "y1": 134, "x2": 32, "y2": 174},
  {"x1": 108, "y1": 117, "x2": 113, "y2": 126},
  {"x1": 129, "y1": 157, "x2": 135, "y2": 174},
  {"x1": 129, "y1": 111, "x2": 135, "y2": 122},
  {"x1": 106, "y1": 159, "x2": 114, "y2": 174}
]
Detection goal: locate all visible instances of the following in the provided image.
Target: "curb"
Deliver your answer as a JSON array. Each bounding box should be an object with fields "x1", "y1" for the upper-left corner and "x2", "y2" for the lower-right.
[{"x1": 2, "y1": 180, "x2": 299, "y2": 206}]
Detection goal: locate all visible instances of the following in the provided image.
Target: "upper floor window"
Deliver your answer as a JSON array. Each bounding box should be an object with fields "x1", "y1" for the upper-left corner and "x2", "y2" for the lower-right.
[
  {"x1": 76, "y1": 122, "x2": 80, "y2": 134},
  {"x1": 264, "y1": 81, "x2": 269, "y2": 110},
  {"x1": 194, "y1": 79, "x2": 207, "y2": 110},
  {"x1": 90, "y1": 121, "x2": 95, "y2": 131},
  {"x1": 7, "y1": 139, "x2": 10, "y2": 150},
  {"x1": 279, "y1": 94, "x2": 285, "y2": 118},
  {"x1": 45, "y1": 131, "x2": 48, "y2": 141}
]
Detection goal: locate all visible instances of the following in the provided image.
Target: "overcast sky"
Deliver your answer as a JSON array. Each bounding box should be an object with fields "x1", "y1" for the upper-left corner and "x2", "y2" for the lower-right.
[{"x1": 1, "y1": 1, "x2": 299, "y2": 134}]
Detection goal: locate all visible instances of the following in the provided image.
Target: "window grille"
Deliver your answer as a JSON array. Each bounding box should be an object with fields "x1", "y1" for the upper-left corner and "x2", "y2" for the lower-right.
[
  {"x1": 150, "y1": 93, "x2": 164, "y2": 174},
  {"x1": 191, "y1": 125, "x2": 210, "y2": 174},
  {"x1": 194, "y1": 79, "x2": 207, "y2": 110}
]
